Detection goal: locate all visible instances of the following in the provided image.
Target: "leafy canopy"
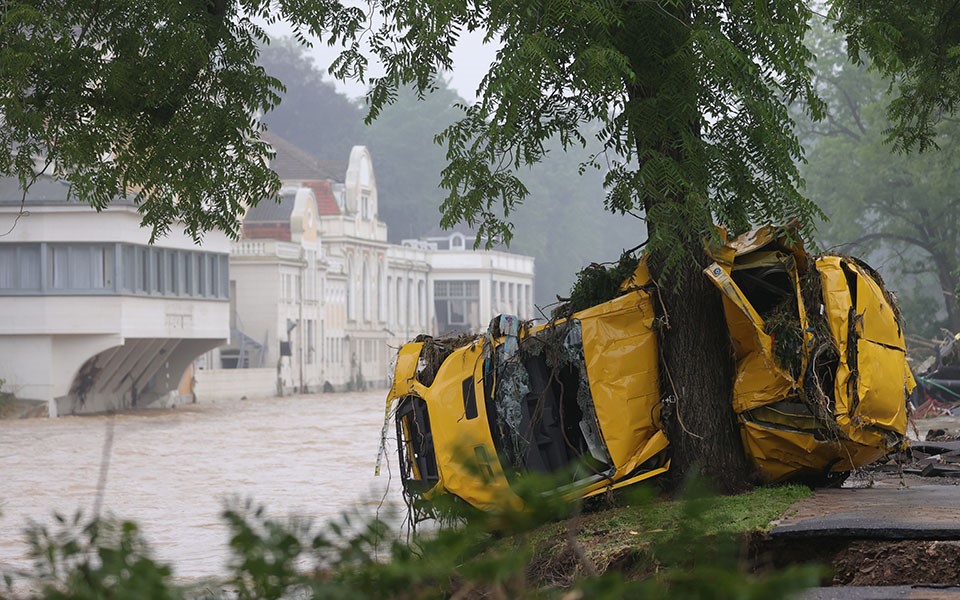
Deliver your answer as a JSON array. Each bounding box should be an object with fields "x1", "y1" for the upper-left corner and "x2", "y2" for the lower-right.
[
  {"x1": 329, "y1": 0, "x2": 825, "y2": 273},
  {"x1": 0, "y1": 0, "x2": 363, "y2": 241},
  {"x1": 4, "y1": 0, "x2": 959, "y2": 257},
  {"x1": 798, "y1": 22, "x2": 960, "y2": 335},
  {"x1": 830, "y1": 0, "x2": 960, "y2": 152}
]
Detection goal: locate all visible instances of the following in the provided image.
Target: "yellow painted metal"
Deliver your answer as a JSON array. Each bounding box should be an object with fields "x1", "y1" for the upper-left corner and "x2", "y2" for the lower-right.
[
  {"x1": 388, "y1": 342, "x2": 425, "y2": 402},
  {"x1": 816, "y1": 256, "x2": 913, "y2": 449},
  {"x1": 704, "y1": 261, "x2": 796, "y2": 414},
  {"x1": 855, "y1": 339, "x2": 910, "y2": 432},
  {"x1": 851, "y1": 262, "x2": 905, "y2": 349},
  {"x1": 707, "y1": 240, "x2": 910, "y2": 483},
  {"x1": 420, "y1": 341, "x2": 519, "y2": 510},
  {"x1": 578, "y1": 289, "x2": 663, "y2": 478},
  {"x1": 740, "y1": 421, "x2": 888, "y2": 483}
]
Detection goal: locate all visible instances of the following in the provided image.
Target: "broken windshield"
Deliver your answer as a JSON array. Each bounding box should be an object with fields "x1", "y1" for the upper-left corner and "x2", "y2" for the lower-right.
[{"x1": 485, "y1": 319, "x2": 614, "y2": 486}]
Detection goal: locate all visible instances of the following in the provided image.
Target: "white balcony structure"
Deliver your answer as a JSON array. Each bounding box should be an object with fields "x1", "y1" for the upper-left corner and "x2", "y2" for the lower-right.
[{"x1": 0, "y1": 176, "x2": 230, "y2": 415}]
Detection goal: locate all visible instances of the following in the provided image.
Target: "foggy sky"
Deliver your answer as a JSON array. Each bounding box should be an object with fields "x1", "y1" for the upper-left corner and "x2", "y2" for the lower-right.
[{"x1": 262, "y1": 21, "x2": 499, "y2": 102}]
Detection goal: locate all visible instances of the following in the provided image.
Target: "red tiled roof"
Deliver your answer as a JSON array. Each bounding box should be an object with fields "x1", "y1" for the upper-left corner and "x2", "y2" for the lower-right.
[
  {"x1": 243, "y1": 222, "x2": 292, "y2": 242},
  {"x1": 304, "y1": 181, "x2": 340, "y2": 216}
]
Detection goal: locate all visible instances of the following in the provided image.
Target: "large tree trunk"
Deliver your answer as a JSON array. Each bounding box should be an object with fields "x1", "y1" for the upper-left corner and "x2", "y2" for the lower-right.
[
  {"x1": 614, "y1": 0, "x2": 754, "y2": 493},
  {"x1": 649, "y1": 244, "x2": 755, "y2": 494}
]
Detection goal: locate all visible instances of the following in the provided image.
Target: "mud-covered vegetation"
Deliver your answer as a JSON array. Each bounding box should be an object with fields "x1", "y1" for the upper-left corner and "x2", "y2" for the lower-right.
[{"x1": 554, "y1": 251, "x2": 641, "y2": 318}]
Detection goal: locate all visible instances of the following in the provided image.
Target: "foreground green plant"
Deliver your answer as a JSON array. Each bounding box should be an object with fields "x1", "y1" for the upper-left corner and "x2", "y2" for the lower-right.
[{"x1": 2, "y1": 479, "x2": 820, "y2": 599}]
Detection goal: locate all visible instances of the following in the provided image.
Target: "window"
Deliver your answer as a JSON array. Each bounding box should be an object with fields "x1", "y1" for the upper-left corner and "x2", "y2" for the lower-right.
[
  {"x1": 169, "y1": 252, "x2": 181, "y2": 295},
  {"x1": 346, "y1": 258, "x2": 356, "y2": 320},
  {"x1": 122, "y1": 245, "x2": 136, "y2": 292},
  {"x1": 0, "y1": 242, "x2": 226, "y2": 299},
  {"x1": 219, "y1": 255, "x2": 229, "y2": 298},
  {"x1": 139, "y1": 247, "x2": 150, "y2": 293},
  {"x1": 362, "y1": 261, "x2": 370, "y2": 322},
  {"x1": 306, "y1": 320, "x2": 315, "y2": 364},
  {"x1": 197, "y1": 254, "x2": 208, "y2": 296},
  {"x1": 211, "y1": 254, "x2": 220, "y2": 298},
  {"x1": 0, "y1": 245, "x2": 41, "y2": 290},
  {"x1": 184, "y1": 252, "x2": 194, "y2": 296},
  {"x1": 152, "y1": 248, "x2": 163, "y2": 293},
  {"x1": 417, "y1": 280, "x2": 425, "y2": 327},
  {"x1": 433, "y1": 280, "x2": 480, "y2": 334},
  {"x1": 49, "y1": 245, "x2": 114, "y2": 291},
  {"x1": 396, "y1": 277, "x2": 404, "y2": 326}
]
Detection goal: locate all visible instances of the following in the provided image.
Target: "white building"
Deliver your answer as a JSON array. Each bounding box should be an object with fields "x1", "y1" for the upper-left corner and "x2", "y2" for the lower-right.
[
  {"x1": 0, "y1": 175, "x2": 231, "y2": 415},
  {"x1": 405, "y1": 232, "x2": 536, "y2": 335},
  {"x1": 203, "y1": 133, "x2": 535, "y2": 394},
  {"x1": 213, "y1": 184, "x2": 326, "y2": 398},
  {"x1": 312, "y1": 146, "x2": 392, "y2": 389}
]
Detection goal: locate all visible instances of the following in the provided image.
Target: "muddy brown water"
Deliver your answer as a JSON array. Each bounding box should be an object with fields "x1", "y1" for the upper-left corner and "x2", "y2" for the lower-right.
[{"x1": 0, "y1": 390, "x2": 404, "y2": 579}]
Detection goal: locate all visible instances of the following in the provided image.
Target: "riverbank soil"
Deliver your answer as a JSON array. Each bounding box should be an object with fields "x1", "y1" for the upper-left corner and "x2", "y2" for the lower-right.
[
  {"x1": 753, "y1": 536, "x2": 960, "y2": 586},
  {"x1": 529, "y1": 418, "x2": 960, "y2": 591}
]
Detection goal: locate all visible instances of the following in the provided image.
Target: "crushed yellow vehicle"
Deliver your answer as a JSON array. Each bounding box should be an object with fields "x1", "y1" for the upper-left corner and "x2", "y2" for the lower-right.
[
  {"x1": 704, "y1": 227, "x2": 913, "y2": 483},
  {"x1": 389, "y1": 290, "x2": 670, "y2": 512},
  {"x1": 386, "y1": 226, "x2": 913, "y2": 512}
]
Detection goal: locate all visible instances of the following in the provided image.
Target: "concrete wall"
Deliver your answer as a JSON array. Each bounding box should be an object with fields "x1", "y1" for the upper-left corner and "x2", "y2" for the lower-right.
[{"x1": 193, "y1": 368, "x2": 277, "y2": 403}]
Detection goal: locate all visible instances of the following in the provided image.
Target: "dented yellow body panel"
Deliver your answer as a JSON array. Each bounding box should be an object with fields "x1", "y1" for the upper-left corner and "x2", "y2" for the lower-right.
[
  {"x1": 578, "y1": 290, "x2": 662, "y2": 478},
  {"x1": 817, "y1": 257, "x2": 911, "y2": 449},
  {"x1": 705, "y1": 240, "x2": 912, "y2": 482},
  {"x1": 391, "y1": 340, "x2": 520, "y2": 511},
  {"x1": 388, "y1": 285, "x2": 670, "y2": 511}
]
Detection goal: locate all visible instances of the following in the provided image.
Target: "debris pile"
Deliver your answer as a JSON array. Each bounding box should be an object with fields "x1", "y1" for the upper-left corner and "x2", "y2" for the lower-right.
[
  {"x1": 864, "y1": 431, "x2": 960, "y2": 479},
  {"x1": 913, "y1": 333, "x2": 960, "y2": 417},
  {"x1": 555, "y1": 251, "x2": 641, "y2": 318},
  {"x1": 904, "y1": 437, "x2": 960, "y2": 478},
  {"x1": 414, "y1": 332, "x2": 481, "y2": 386}
]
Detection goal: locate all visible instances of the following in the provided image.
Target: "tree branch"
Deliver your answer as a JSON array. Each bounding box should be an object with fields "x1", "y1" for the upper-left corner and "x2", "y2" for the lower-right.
[
  {"x1": 840, "y1": 231, "x2": 936, "y2": 256},
  {"x1": 75, "y1": 0, "x2": 102, "y2": 49}
]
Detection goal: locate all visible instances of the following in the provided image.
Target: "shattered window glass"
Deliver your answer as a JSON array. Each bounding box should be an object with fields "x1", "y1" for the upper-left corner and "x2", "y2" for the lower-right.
[{"x1": 489, "y1": 319, "x2": 613, "y2": 482}]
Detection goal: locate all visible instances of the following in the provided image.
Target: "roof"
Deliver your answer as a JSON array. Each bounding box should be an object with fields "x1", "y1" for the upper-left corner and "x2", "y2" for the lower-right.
[
  {"x1": 244, "y1": 188, "x2": 298, "y2": 223},
  {"x1": 303, "y1": 181, "x2": 340, "y2": 216},
  {"x1": 415, "y1": 224, "x2": 510, "y2": 252},
  {"x1": 262, "y1": 131, "x2": 347, "y2": 182},
  {"x1": 0, "y1": 174, "x2": 135, "y2": 207}
]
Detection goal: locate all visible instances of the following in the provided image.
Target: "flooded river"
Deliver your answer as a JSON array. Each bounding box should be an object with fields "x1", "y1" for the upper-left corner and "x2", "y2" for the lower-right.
[{"x1": 0, "y1": 390, "x2": 404, "y2": 579}]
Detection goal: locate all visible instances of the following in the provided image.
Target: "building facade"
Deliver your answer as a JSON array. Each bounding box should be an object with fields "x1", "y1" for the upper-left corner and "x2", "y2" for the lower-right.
[
  {"x1": 0, "y1": 176, "x2": 231, "y2": 415},
  {"x1": 204, "y1": 133, "x2": 536, "y2": 393}
]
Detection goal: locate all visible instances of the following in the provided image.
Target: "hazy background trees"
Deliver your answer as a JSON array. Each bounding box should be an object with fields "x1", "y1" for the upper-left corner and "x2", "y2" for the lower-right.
[{"x1": 799, "y1": 23, "x2": 960, "y2": 338}]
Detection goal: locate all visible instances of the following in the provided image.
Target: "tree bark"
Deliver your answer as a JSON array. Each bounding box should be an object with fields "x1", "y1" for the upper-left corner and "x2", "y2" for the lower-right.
[
  {"x1": 612, "y1": 0, "x2": 754, "y2": 493},
  {"x1": 649, "y1": 244, "x2": 755, "y2": 494}
]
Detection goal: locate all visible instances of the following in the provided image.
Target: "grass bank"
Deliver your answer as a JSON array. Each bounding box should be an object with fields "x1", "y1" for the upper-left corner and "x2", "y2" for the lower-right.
[{"x1": 515, "y1": 484, "x2": 812, "y2": 587}]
